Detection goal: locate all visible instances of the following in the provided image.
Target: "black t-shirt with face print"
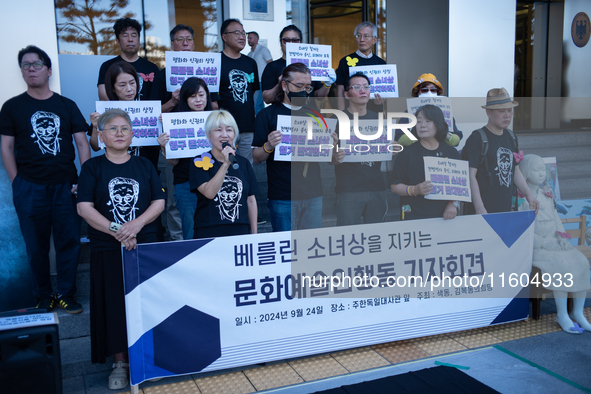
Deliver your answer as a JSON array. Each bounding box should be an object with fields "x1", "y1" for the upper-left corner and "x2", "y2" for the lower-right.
[
  {"x1": 0, "y1": 92, "x2": 89, "y2": 184},
  {"x1": 77, "y1": 155, "x2": 166, "y2": 250},
  {"x1": 189, "y1": 151, "x2": 258, "y2": 233},
  {"x1": 461, "y1": 126, "x2": 518, "y2": 213},
  {"x1": 215, "y1": 53, "x2": 260, "y2": 134}
]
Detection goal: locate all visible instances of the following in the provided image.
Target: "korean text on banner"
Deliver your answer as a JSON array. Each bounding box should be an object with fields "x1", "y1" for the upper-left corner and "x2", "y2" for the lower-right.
[
  {"x1": 286, "y1": 43, "x2": 332, "y2": 82},
  {"x1": 165, "y1": 51, "x2": 221, "y2": 93},
  {"x1": 407, "y1": 97, "x2": 454, "y2": 132},
  {"x1": 423, "y1": 157, "x2": 471, "y2": 202},
  {"x1": 349, "y1": 65, "x2": 399, "y2": 98},
  {"x1": 96, "y1": 101, "x2": 161, "y2": 147},
  {"x1": 273, "y1": 115, "x2": 336, "y2": 162},
  {"x1": 122, "y1": 211, "x2": 535, "y2": 385},
  {"x1": 161, "y1": 111, "x2": 213, "y2": 159}
]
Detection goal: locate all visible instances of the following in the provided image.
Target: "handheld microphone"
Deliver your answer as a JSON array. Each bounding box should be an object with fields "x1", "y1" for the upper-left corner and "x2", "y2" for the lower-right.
[{"x1": 222, "y1": 142, "x2": 239, "y2": 170}]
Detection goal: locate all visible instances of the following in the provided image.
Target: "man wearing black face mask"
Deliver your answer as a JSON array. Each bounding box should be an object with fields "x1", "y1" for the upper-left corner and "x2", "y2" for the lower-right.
[{"x1": 253, "y1": 63, "x2": 333, "y2": 232}]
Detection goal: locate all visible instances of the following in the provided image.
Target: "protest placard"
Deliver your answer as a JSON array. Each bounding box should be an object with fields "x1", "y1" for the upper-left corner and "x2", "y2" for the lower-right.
[
  {"x1": 349, "y1": 65, "x2": 399, "y2": 98},
  {"x1": 165, "y1": 51, "x2": 221, "y2": 93},
  {"x1": 423, "y1": 157, "x2": 471, "y2": 202},
  {"x1": 161, "y1": 111, "x2": 213, "y2": 159},
  {"x1": 407, "y1": 97, "x2": 454, "y2": 131},
  {"x1": 286, "y1": 43, "x2": 332, "y2": 81},
  {"x1": 340, "y1": 119, "x2": 393, "y2": 162},
  {"x1": 96, "y1": 101, "x2": 161, "y2": 147},
  {"x1": 273, "y1": 115, "x2": 336, "y2": 162}
]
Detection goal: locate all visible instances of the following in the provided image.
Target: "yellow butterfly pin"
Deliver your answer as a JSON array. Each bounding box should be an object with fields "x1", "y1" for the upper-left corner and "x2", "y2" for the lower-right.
[
  {"x1": 346, "y1": 56, "x2": 359, "y2": 67},
  {"x1": 194, "y1": 152, "x2": 214, "y2": 171}
]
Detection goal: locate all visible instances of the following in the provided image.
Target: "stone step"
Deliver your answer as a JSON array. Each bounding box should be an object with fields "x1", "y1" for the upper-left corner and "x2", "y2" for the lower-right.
[
  {"x1": 520, "y1": 145, "x2": 591, "y2": 163},
  {"x1": 59, "y1": 336, "x2": 113, "y2": 378},
  {"x1": 55, "y1": 296, "x2": 90, "y2": 340},
  {"x1": 554, "y1": 161, "x2": 591, "y2": 181},
  {"x1": 555, "y1": 177, "x2": 591, "y2": 201},
  {"x1": 517, "y1": 130, "x2": 591, "y2": 150}
]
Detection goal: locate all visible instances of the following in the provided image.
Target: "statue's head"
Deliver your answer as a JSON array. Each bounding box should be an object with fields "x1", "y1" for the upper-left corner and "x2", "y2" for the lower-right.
[{"x1": 520, "y1": 154, "x2": 546, "y2": 187}]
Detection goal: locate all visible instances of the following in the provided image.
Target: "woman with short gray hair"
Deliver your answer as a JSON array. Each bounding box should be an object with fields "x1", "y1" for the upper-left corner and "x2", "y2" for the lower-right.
[{"x1": 77, "y1": 108, "x2": 165, "y2": 390}]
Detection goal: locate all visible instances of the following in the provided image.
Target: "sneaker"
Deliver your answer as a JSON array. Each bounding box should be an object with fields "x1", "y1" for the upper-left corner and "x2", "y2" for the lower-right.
[
  {"x1": 36, "y1": 297, "x2": 55, "y2": 312},
  {"x1": 108, "y1": 361, "x2": 129, "y2": 390},
  {"x1": 55, "y1": 295, "x2": 83, "y2": 314}
]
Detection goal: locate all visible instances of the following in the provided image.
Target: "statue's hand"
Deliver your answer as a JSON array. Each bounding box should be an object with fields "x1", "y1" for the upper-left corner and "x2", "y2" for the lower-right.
[
  {"x1": 558, "y1": 237, "x2": 572, "y2": 250},
  {"x1": 542, "y1": 239, "x2": 560, "y2": 251}
]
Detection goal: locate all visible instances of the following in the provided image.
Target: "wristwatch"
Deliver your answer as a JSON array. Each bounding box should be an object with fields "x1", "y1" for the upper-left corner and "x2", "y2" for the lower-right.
[{"x1": 110, "y1": 222, "x2": 122, "y2": 232}]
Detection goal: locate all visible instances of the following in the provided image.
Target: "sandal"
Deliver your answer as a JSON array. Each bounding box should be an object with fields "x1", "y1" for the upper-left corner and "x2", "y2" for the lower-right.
[{"x1": 108, "y1": 361, "x2": 129, "y2": 390}]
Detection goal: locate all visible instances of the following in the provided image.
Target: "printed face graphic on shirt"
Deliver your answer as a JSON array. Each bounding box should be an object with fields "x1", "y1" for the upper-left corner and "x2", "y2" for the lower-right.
[
  {"x1": 495, "y1": 147, "x2": 513, "y2": 187},
  {"x1": 108, "y1": 177, "x2": 140, "y2": 224},
  {"x1": 229, "y1": 69, "x2": 249, "y2": 103},
  {"x1": 137, "y1": 73, "x2": 144, "y2": 99},
  {"x1": 215, "y1": 175, "x2": 243, "y2": 222},
  {"x1": 30, "y1": 111, "x2": 61, "y2": 156}
]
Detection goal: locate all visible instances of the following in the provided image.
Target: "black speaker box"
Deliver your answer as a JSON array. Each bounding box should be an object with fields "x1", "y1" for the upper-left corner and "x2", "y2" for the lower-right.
[{"x1": 0, "y1": 323, "x2": 62, "y2": 394}]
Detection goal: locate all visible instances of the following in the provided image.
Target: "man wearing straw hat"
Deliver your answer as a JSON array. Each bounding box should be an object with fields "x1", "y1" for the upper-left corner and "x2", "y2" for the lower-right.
[{"x1": 461, "y1": 88, "x2": 538, "y2": 214}]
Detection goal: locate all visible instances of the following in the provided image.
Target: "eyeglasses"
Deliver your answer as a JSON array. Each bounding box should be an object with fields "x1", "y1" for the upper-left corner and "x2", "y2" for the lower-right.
[
  {"x1": 287, "y1": 80, "x2": 313, "y2": 93},
  {"x1": 105, "y1": 126, "x2": 131, "y2": 136},
  {"x1": 282, "y1": 37, "x2": 301, "y2": 43},
  {"x1": 420, "y1": 87, "x2": 439, "y2": 94},
  {"x1": 174, "y1": 36, "x2": 194, "y2": 43},
  {"x1": 21, "y1": 61, "x2": 45, "y2": 70},
  {"x1": 348, "y1": 84, "x2": 370, "y2": 92},
  {"x1": 355, "y1": 34, "x2": 374, "y2": 40},
  {"x1": 224, "y1": 30, "x2": 246, "y2": 38}
]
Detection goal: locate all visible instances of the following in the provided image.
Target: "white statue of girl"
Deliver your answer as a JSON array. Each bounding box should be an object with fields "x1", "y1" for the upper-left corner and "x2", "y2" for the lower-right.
[{"x1": 519, "y1": 154, "x2": 591, "y2": 334}]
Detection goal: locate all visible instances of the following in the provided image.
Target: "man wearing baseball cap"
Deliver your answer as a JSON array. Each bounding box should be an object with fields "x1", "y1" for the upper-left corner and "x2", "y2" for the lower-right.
[{"x1": 461, "y1": 88, "x2": 538, "y2": 214}]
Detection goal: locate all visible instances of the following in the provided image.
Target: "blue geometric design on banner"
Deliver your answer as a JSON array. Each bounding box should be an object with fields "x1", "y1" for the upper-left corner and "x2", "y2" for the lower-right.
[
  {"x1": 128, "y1": 329, "x2": 175, "y2": 385},
  {"x1": 250, "y1": 0, "x2": 267, "y2": 13},
  {"x1": 123, "y1": 238, "x2": 213, "y2": 294},
  {"x1": 482, "y1": 211, "x2": 535, "y2": 248},
  {"x1": 153, "y1": 305, "x2": 221, "y2": 374},
  {"x1": 490, "y1": 288, "x2": 530, "y2": 324}
]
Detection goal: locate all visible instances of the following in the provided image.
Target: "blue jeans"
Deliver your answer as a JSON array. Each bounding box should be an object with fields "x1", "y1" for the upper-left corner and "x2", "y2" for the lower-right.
[
  {"x1": 336, "y1": 191, "x2": 387, "y2": 226},
  {"x1": 12, "y1": 176, "x2": 80, "y2": 298},
  {"x1": 174, "y1": 181, "x2": 197, "y2": 240},
  {"x1": 268, "y1": 197, "x2": 323, "y2": 232}
]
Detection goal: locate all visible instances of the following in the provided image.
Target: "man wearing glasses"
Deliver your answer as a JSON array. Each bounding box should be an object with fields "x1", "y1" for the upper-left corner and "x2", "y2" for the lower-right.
[
  {"x1": 150, "y1": 24, "x2": 197, "y2": 113},
  {"x1": 261, "y1": 25, "x2": 333, "y2": 105},
  {"x1": 0, "y1": 45, "x2": 91, "y2": 314},
  {"x1": 213, "y1": 19, "x2": 260, "y2": 165},
  {"x1": 332, "y1": 73, "x2": 388, "y2": 226},
  {"x1": 148, "y1": 24, "x2": 195, "y2": 242},
  {"x1": 97, "y1": 17, "x2": 159, "y2": 101},
  {"x1": 335, "y1": 22, "x2": 386, "y2": 111}
]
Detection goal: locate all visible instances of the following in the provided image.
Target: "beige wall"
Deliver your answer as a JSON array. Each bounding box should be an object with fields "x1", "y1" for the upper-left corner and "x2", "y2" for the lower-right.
[{"x1": 386, "y1": 0, "x2": 449, "y2": 98}]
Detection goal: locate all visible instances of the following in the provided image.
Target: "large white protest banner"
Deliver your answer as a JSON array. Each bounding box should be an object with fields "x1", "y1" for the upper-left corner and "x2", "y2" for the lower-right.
[
  {"x1": 273, "y1": 115, "x2": 337, "y2": 162},
  {"x1": 349, "y1": 65, "x2": 399, "y2": 98},
  {"x1": 123, "y1": 211, "x2": 535, "y2": 385},
  {"x1": 423, "y1": 157, "x2": 471, "y2": 203},
  {"x1": 161, "y1": 111, "x2": 213, "y2": 159},
  {"x1": 286, "y1": 43, "x2": 332, "y2": 81},
  {"x1": 96, "y1": 101, "x2": 161, "y2": 147},
  {"x1": 165, "y1": 51, "x2": 221, "y2": 93},
  {"x1": 407, "y1": 97, "x2": 454, "y2": 131}
]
